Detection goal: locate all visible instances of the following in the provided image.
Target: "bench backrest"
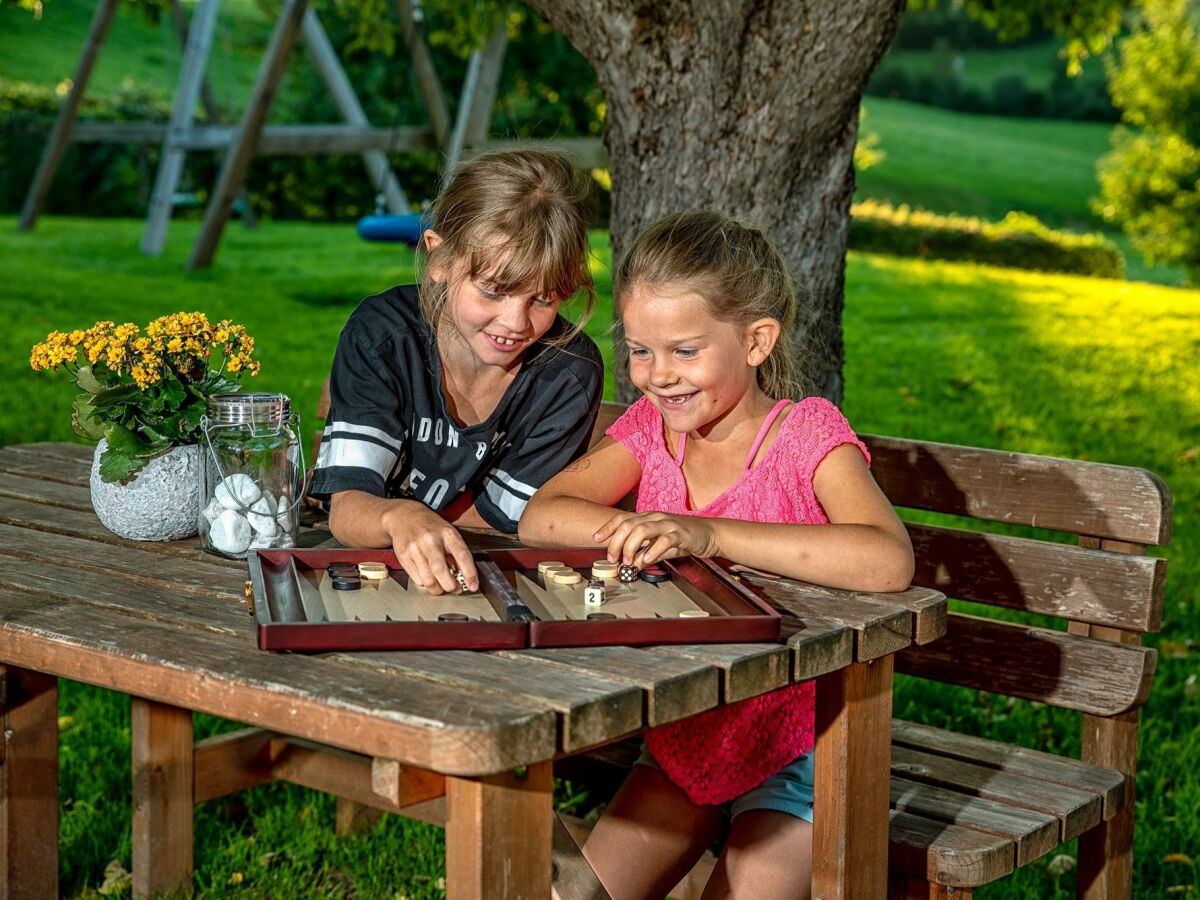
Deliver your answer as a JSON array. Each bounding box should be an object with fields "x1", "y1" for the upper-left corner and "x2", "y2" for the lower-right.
[{"x1": 591, "y1": 400, "x2": 1170, "y2": 721}]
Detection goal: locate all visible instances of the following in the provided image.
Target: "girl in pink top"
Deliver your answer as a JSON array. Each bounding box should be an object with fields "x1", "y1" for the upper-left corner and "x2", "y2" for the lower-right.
[{"x1": 520, "y1": 210, "x2": 913, "y2": 899}]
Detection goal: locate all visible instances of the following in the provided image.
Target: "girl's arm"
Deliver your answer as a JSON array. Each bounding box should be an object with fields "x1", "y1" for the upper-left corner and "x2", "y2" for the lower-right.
[
  {"x1": 518, "y1": 437, "x2": 643, "y2": 548},
  {"x1": 599, "y1": 445, "x2": 914, "y2": 593}
]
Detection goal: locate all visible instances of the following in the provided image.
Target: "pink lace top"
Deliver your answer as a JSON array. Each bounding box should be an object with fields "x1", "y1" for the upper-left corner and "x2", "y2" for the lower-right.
[{"x1": 606, "y1": 395, "x2": 870, "y2": 805}]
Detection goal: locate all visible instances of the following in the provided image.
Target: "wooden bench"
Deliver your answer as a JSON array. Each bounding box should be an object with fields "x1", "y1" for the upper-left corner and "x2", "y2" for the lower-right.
[{"x1": 558, "y1": 401, "x2": 1170, "y2": 900}]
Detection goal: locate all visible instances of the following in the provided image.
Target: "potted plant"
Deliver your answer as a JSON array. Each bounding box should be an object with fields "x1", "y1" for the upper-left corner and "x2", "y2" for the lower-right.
[{"x1": 29, "y1": 312, "x2": 261, "y2": 540}]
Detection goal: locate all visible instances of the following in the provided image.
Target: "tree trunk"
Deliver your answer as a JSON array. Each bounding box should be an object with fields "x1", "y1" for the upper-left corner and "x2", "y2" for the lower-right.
[{"x1": 522, "y1": 0, "x2": 903, "y2": 404}]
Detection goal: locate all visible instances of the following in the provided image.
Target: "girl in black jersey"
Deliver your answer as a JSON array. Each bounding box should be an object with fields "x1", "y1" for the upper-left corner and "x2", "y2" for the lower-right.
[{"x1": 309, "y1": 150, "x2": 603, "y2": 594}]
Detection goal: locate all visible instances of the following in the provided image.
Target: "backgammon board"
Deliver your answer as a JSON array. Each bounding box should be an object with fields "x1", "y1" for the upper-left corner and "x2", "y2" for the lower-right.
[{"x1": 248, "y1": 547, "x2": 780, "y2": 651}]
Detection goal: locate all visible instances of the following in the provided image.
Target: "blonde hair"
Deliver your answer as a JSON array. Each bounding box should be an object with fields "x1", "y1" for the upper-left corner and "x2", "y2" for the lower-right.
[
  {"x1": 615, "y1": 210, "x2": 802, "y2": 400},
  {"x1": 420, "y1": 149, "x2": 596, "y2": 349}
]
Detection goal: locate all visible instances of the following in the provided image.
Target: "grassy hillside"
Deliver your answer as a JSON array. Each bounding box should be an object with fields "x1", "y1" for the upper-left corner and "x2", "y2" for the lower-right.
[
  {"x1": 6, "y1": 216, "x2": 1199, "y2": 896},
  {"x1": 0, "y1": 0, "x2": 274, "y2": 111},
  {"x1": 858, "y1": 97, "x2": 1112, "y2": 228}
]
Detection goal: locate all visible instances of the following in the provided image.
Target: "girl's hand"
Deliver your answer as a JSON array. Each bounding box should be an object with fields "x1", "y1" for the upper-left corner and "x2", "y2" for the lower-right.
[
  {"x1": 593, "y1": 512, "x2": 719, "y2": 566},
  {"x1": 382, "y1": 503, "x2": 478, "y2": 595}
]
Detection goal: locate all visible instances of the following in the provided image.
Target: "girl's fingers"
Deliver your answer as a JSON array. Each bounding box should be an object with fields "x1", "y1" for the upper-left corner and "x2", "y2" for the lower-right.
[
  {"x1": 395, "y1": 549, "x2": 433, "y2": 594},
  {"x1": 443, "y1": 530, "x2": 479, "y2": 592},
  {"x1": 593, "y1": 513, "x2": 631, "y2": 544},
  {"x1": 619, "y1": 524, "x2": 656, "y2": 565},
  {"x1": 604, "y1": 519, "x2": 637, "y2": 562},
  {"x1": 426, "y1": 549, "x2": 460, "y2": 594},
  {"x1": 407, "y1": 547, "x2": 443, "y2": 595},
  {"x1": 637, "y1": 533, "x2": 677, "y2": 567}
]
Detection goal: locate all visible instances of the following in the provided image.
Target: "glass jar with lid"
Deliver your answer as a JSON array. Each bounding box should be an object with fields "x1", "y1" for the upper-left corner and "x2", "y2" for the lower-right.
[{"x1": 199, "y1": 392, "x2": 304, "y2": 558}]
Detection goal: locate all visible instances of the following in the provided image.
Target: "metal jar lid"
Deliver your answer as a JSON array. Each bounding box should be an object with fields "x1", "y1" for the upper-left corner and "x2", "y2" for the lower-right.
[{"x1": 206, "y1": 392, "x2": 291, "y2": 429}]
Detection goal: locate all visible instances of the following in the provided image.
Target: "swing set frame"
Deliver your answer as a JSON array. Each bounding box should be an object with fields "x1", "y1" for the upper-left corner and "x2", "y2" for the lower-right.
[{"x1": 17, "y1": 0, "x2": 603, "y2": 269}]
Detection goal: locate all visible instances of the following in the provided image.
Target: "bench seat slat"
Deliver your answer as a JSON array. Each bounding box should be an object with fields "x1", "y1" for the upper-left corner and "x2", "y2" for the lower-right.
[
  {"x1": 909, "y1": 523, "x2": 1165, "y2": 633},
  {"x1": 891, "y1": 745, "x2": 1102, "y2": 840},
  {"x1": 890, "y1": 776, "x2": 1059, "y2": 867},
  {"x1": 494, "y1": 646, "x2": 720, "y2": 727},
  {"x1": 892, "y1": 719, "x2": 1126, "y2": 814},
  {"x1": 863, "y1": 433, "x2": 1172, "y2": 546},
  {"x1": 887, "y1": 809, "x2": 1015, "y2": 888},
  {"x1": 896, "y1": 612, "x2": 1157, "y2": 717}
]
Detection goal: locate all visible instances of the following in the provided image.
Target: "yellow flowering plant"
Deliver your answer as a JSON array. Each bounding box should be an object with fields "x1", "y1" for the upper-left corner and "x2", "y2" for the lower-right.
[{"x1": 30, "y1": 312, "x2": 261, "y2": 484}]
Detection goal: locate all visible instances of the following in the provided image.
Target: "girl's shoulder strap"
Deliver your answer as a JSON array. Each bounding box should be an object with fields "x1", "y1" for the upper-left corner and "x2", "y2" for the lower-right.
[{"x1": 743, "y1": 399, "x2": 795, "y2": 470}]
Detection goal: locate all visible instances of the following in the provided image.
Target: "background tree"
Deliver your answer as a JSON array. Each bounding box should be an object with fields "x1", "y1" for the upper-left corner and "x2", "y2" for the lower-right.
[
  {"x1": 1096, "y1": 0, "x2": 1200, "y2": 281},
  {"x1": 516, "y1": 0, "x2": 1125, "y2": 403}
]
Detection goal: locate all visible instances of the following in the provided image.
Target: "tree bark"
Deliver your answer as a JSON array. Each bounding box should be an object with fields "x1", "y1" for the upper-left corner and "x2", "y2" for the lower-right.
[{"x1": 522, "y1": 0, "x2": 904, "y2": 404}]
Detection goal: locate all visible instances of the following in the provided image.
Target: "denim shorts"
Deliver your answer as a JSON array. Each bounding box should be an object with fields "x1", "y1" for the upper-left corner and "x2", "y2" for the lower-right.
[{"x1": 635, "y1": 746, "x2": 815, "y2": 823}]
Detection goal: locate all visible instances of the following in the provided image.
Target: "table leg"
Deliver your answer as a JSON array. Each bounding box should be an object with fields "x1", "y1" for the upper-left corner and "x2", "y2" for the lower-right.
[
  {"x1": 131, "y1": 698, "x2": 194, "y2": 899},
  {"x1": 1, "y1": 665, "x2": 58, "y2": 900},
  {"x1": 813, "y1": 657, "x2": 894, "y2": 900},
  {"x1": 445, "y1": 761, "x2": 553, "y2": 900}
]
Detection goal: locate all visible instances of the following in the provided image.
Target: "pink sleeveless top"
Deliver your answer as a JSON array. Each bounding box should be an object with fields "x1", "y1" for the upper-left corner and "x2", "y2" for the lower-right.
[{"x1": 606, "y1": 395, "x2": 870, "y2": 805}]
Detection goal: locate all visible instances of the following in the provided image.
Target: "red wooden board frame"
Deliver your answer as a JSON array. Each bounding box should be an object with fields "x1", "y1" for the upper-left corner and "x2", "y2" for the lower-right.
[{"x1": 249, "y1": 548, "x2": 780, "y2": 652}]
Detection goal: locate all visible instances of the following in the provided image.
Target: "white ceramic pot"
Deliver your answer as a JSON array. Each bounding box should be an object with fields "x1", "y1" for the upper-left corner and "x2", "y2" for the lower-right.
[{"x1": 89, "y1": 439, "x2": 200, "y2": 541}]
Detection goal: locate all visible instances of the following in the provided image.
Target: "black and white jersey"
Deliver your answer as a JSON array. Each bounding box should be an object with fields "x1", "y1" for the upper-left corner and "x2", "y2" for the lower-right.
[{"x1": 308, "y1": 284, "x2": 603, "y2": 533}]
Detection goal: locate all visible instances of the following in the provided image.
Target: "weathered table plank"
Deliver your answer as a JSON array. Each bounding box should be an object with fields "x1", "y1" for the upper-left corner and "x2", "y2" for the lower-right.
[
  {"x1": 497, "y1": 646, "x2": 720, "y2": 727},
  {"x1": 0, "y1": 526, "x2": 244, "y2": 597},
  {"x1": 748, "y1": 574, "x2": 913, "y2": 661},
  {"x1": 0, "y1": 590, "x2": 557, "y2": 774},
  {"x1": 0, "y1": 444, "x2": 91, "y2": 485},
  {"x1": 0, "y1": 470, "x2": 93, "y2": 511},
  {"x1": 654, "y1": 642, "x2": 791, "y2": 703},
  {"x1": 781, "y1": 614, "x2": 856, "y2": 681},
  {"x1": 352, "y1": 650, "x2": 643, "y2": 753}
]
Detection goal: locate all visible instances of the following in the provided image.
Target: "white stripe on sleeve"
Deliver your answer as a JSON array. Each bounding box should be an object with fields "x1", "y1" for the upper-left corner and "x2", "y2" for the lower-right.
[
  {"x1": 323, "y1": 421, "x2": 406, "y2": 454},
  {"x1": 490, "y1": 468, "x2": 536, "y2": 498},
  {"x1": 484, "y1": 477, "x2": 529, "y2": 521},
  {"x1": 317, "y1": 436, "x2": 398, "y2": 474}
]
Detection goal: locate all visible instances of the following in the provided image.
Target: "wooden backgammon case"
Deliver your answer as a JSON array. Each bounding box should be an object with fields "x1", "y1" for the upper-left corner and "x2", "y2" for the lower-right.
[{"x1": 248, "y1": 548, "x2": 781, "y2": 651}]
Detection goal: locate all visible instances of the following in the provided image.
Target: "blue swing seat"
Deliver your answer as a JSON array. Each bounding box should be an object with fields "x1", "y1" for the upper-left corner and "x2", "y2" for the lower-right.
[{"x1": 356, "y1": 212, "x2": 427, "y2": 245}]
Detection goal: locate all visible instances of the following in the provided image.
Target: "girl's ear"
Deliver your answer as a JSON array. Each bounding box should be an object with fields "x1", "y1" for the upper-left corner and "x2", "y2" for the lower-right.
[
  {"x1": 423, "y1": 230, "x2": 445, "y2": 281},
  {"x1": 745, "y1": 318, "x2": 781, "y2": 368}
]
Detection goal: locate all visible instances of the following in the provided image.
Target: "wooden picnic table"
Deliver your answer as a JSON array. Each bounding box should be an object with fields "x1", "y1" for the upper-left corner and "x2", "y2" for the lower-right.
[{"x1": 0, "y1": 442, "x2": 946, "y2": 900}]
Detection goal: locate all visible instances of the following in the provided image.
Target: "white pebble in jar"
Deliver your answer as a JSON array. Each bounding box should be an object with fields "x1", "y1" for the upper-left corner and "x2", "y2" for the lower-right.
[
  {"x1": 246, "y1": 496, "x2": 279, "y2": 537},
  {"x1": 201, "y1": 497, "x2": 224, "y2": 524},
  {"x1": 215, "y1": 473, "x2": 262, "y2": 510},
  {"x1": 209, "y1": 508, "x2": 252, "y2": 555}
]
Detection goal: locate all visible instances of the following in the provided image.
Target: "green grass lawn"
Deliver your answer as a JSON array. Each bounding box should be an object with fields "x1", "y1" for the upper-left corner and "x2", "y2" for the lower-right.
[
  {"x1": 0, "y1": 0, "x2": 270, "y2": 113},
  {"x1": 4, "y1": 216, "x2": 1199, "y2": 897}
]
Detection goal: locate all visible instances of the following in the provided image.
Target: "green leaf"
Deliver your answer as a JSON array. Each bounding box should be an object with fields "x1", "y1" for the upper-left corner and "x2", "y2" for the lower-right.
[
  {"x1": 98, "y1": 425, "x2": 150, "y2": 484},
  {"x1": 75, "y1": 364, "x2": 105, "y2": 394},
  {"x1": 159, "y1": 369, "x2": 187, "y2": 408},
  {"x1": 90, "y1": 381, "x2": 141, "y2": 410},
  {"x1": 71, "y1": 394, "x2": 110, "y2": 441},
  {"x1": 136, "y1": 420, "x2": 172, "y2": 445}
]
